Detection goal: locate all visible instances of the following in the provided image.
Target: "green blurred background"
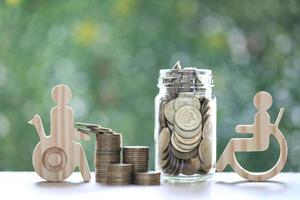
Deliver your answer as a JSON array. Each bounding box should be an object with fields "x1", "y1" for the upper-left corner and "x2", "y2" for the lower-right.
[{"x1": 0, "y1": 0, "x2": 299, "y2": 172}]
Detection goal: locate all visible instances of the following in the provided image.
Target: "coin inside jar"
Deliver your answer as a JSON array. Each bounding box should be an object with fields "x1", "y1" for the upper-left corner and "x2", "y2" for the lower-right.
[
  {"x1": 159, "y1": 128, "x2": 171, "y2": 153},
  {"x1": 174, "y1": 123, "x2": 202, "y2": 139},
  {"x1": 181, "y1": 159, "x2": 199, "y2": 175},
  {"x1": 198, "y1": 138, "x2": 212, "y2": 172},
  {"x1": 174, "y1": 94, "x2": 201, "y2": 110},
  {"x1": 174, "y1": 128, "x2": 202, "y2": 145},
  {"x1": 164, "y1": 99, "x2": 176, "y2": 124},
  {"x1": 174, "y1": 105, "x2": 202, "y2": 131}
]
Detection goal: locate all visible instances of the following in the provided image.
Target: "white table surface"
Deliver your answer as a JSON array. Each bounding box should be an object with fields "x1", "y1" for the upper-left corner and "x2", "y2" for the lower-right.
[{"x1": 0, "y1": 172, "x2": 298, "y2": 200}]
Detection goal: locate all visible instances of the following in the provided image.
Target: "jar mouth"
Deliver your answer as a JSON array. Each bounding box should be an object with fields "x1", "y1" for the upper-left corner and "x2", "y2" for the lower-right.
[{"x1": 157, "y1": 67, "x2": 214, "y2": 89}]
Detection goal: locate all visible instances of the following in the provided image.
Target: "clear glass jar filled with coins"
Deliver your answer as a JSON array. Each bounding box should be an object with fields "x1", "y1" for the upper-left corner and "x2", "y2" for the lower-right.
[{"x1": 154, "y1": 62, "x2": 216, "y2": 182}]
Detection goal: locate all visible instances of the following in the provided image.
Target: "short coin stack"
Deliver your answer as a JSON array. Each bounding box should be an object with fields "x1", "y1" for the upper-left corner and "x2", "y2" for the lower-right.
[
  {"x1": 106, "y1": 164, "x2": 133, "y2": 185},
  {"x1": 158, "y1": 93, "x2": 216, "y2": 175},
  {"x1": 133, "y1": 171, "x2": 161, "y2": 185},
  {"x1": 123, "y1": 146, "x2": 149, "y2": 172}
]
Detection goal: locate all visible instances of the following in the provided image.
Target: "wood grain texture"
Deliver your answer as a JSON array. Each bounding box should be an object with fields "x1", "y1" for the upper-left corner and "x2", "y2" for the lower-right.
[
  {"x1": 28, "y1": 84, "x2": 91, "y2": 182},
  {"x1": 216, "y1": 91, "x2": 288, "y2": 181}
]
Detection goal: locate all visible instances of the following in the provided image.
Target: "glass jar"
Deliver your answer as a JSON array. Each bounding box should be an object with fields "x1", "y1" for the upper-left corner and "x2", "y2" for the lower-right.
[{"x1": 154, "y1": 62, "x2": 216, "y2": 182}]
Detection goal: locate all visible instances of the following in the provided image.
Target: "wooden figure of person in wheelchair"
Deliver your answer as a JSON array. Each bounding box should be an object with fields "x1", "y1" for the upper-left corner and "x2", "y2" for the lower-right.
[
  {"x1": 28, "y1": 84, "x2": 91, "y2": 182},
  {"x1": 216, "y1": 91, "x2": 288, "y2": 181}
]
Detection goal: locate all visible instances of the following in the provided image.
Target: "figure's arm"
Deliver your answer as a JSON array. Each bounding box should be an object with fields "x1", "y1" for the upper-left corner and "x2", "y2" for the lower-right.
[
  {"x1": 74, "y1": 129, "x2": 90, "y2": 141},
  {"x1": 235, "y1": 125, "x2": 254, "y2": 134}
]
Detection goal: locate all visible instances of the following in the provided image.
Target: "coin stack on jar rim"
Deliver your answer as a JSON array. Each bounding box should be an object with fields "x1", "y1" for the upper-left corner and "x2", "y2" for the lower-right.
[{"x1": 155, "y1": 62, "x2": 216, "y2": 180}]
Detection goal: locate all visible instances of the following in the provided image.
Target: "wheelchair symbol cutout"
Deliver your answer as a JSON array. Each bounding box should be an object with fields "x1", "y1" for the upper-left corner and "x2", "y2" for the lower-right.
[
  {"x1": 216, "y1": 91, "x2": 288, "y2": 181},
  {"x1": 28, "y1": 84, "x2": 91, "y2": 182}
]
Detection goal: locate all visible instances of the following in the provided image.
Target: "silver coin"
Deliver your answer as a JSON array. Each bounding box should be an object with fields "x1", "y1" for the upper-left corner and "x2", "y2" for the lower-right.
[
  {"x1": 198, "y1": 138, "x2": 212, "y2": 172},
  {"x1": 171, "y1": 133, "x2": 200, "y2": 152},
  {"x1": 181, "y1": 159, "x2": 198, "y2": 175},
  {"x1": 202, "y1": 116, "x2": 213, "y2": 139},
  {"x1": 174, "y1": 123, "x2": 202, "y2": 139},
  {"x1": 175, "y1": 105, "x2": 202, "y2": 131},
  {"x1": 166, "y1": 121, "x2": 174, "y2": 131},
  {"x1": 200, "y1": 98, "x2": 210, "y2": 113},
  {"x1": 171, "y1": 146, "x2": 198, "y2": 160},
  {"x1": 164, "y1": 99, "x2": 175, "y2": 124},
  {"x1": 159, "y1": 128, "x2": 171, "y2": 153},
  {"x1": 159, "y1": 100, "x2": 167, "y2": 127},
  {"x1": 174, "y1": 94, "x2": 201, "y2": 110},
  {"x1": 174, "y1": 128, "x2": 202, "y2": 145}
]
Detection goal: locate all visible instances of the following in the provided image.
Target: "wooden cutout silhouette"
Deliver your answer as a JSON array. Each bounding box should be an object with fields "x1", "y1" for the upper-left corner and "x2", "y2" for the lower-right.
[
  {"x1": 216, "y1": 91, "x2": 288, "y2": 181},
  {"x1": 28, "y1": 84, "x2": 91, "y2": 182}
]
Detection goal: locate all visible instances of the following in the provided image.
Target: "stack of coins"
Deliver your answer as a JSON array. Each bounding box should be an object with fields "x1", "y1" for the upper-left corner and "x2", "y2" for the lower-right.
[
  {"x1": 158, "y1": 93, "x2": 216, "y2": 175},
  {"x1": 106, "y1": 164, "x2": 133, "y2": 185},
  {"x1": 133, "y1": 171, "x2": 161, "y2": 185},
  {"x1": 123, "y1": 146, "x2": 149, "y2": 172},
  {"x1": 95, "y1": 133, "x2": 122, "y2": 183},
  {"x1": 76, "y1": 123, "x2": 160, "y2": 185},
  {"x1": 75, "y1": 123, "x2": 122, "y2": 183}
]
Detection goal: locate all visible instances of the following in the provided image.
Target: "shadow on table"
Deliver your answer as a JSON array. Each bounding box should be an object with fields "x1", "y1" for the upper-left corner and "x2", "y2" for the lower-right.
[
  {"x1": 35, "y1": 181, "x2": 86, "y2": 189},
  {"x1": 216, "y1": 180, "x2": 288, "y2": 193}
]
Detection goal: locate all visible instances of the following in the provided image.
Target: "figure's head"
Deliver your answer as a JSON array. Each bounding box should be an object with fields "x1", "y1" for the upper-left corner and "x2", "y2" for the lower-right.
[
  {"x1": 51, "y1": 84, "x2": 72, "y2": 105},
  {"x1": 253, "y1": 91, "x2": 273, "y2": 111}
]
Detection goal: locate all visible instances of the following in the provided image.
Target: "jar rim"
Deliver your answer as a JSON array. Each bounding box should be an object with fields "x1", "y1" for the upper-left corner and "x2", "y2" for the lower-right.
[{"x1": 157, "y1": 67, "x2": 214, "y2": 89}]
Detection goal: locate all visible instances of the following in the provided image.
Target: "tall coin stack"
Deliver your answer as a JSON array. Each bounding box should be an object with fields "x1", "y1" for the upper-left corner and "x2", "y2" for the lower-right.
[
  {"x1": 95, "y1": 133, "x2": 121, "y2": 183},
  {"x1": 123, "y1": 146, "x2": 149, "y2": 172},
  {"x1": 76, "y1": 123, "x2": 121, "y2": 183}
]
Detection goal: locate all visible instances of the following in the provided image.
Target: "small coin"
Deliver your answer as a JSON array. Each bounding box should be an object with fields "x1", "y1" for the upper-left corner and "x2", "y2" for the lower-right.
[
  {"x1": 171, "y1": 133, "x2": 200, "y2": 152},
  {"x1": 174, "y1": 94, "x2": 201, "y2": 110},
  {"x1": 159, "y1": 127, "x2": 171, "y2": 153},
  {"x1": 174, "y1": 127, "x2": 202, "y2": 145},
  {"x1": 159, "y1": 146, "x2": 171, "y2": 169},
  {"x1": 123, "y1": 146, "x2": 149, "y2": 152},
  {"x1": 202, "y1": 117, "x2": 213, "y2": 139},
  {"x1": 77, "y1": 128, "x2": 92, "y2": 135},
  {"x1": 174, "y1": 123, "x2": 202, "y2": 139},
  {"x1": 171, "y1": 146, "x2": 198, "y2": 160},
  {"x1": 198, "y1": 138, "x2": 212, "y2": 172},
  {"x1": 96, "y1": 133, "x2": 121, "y2": 139},
  {"x1": 164, "y1": 99, "x2": 175, "y2": 124},
  {"x1": 175, "y1": 105, "x2": 202, "y2": 131},
  {"x1": 190, "y1": 156, "x2": 201, "y2": 171},
  {"x1": 159, "y1": 100, "x2": 167, "y2": 127},
  {"x1": 160, "y1": 147, "x2": 172, "y2": 169},
  {"x1": 106, "y1": 179, "x2": 131, "y2": 185},
  {"x1": 165, "y1": 152, "x2": 177, "y2": 174},
  {"x1": 200, "y1": 98, "x2": 210, "y2": 113},
  {"x1": 181, "y1": 159, "x2": 198, "y2": 175},
  {"x1": 133, "y1": 171, "x2": 161, "y2": 185},
  {"x1": 75, "y1": 122, "x2": 100, "y2": 128},
  {"x1": 166, "y1": 122, "x2": 174, "y2": 131}
]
